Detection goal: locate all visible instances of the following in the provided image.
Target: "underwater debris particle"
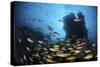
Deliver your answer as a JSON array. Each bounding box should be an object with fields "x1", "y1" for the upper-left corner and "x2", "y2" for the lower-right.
[
  {"x1": 84, "y1": 54, "x2": 93, "y2": 60},
  {"x1": 27, "y1": 38, "x2": 34, "y2": 43},
  {"x1": 26, "y1": 47, "x2": 30, "y2": 52}
]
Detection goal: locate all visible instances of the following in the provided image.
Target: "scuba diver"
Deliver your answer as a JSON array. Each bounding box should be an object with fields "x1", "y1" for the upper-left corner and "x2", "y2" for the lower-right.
[{"x1": 63, "y1": 12, "x2": 88, "y2": 40}]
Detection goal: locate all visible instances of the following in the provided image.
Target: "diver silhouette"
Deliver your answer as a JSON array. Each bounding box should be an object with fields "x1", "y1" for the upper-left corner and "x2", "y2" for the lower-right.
[{"x1": 63, "y1": 12, "x2": 88, "y2": 40}]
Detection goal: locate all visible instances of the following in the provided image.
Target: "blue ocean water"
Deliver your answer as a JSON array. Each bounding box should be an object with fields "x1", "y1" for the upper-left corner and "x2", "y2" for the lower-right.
[{"x1": 14, "y1": 2, "x2": 97, "y2": 43}]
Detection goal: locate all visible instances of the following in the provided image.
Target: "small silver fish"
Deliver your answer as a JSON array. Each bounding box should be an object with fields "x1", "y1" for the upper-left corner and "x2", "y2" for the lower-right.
[
  {"x1": 27, "y1": 38, "x2": 34, "y2": 43},
  {"x1": 18, "y1": 38, "x2": 21, "y2": 43},
  {"x1": 84, "y1": 54, "x2": 93, "y2": 60},
  {"x1": 38, "y1": 40, "x2": 44, "y2": 44},
  {"x1": 26, "y1": 47, "x2": 30, "y2": 52},
  {"x1": 29, "y1": 57, "x2": 33, "y2": 62},
  {"x1": 23, "y1": 55, "x2": 26, "y2": 61},
  {"x1": 20, "y1": 58, "x2": 24, "y2": 64}
]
